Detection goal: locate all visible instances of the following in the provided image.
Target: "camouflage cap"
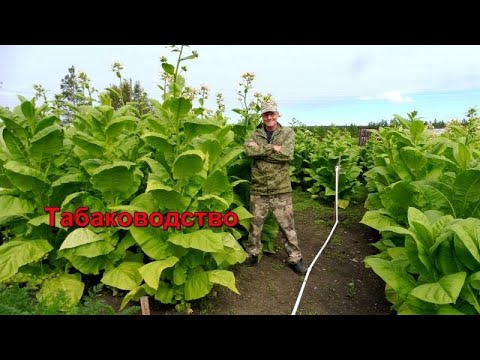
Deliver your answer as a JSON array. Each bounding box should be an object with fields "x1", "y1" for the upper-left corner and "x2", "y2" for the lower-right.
[{"x1": 261, "y1": 99, "x2": 278, "y2": 115}]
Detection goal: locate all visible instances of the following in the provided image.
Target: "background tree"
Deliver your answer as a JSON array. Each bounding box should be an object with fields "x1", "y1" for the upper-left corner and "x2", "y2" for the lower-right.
[
  {"x1": 107, "y1": 78, "x2": 151, "y2": 114},
  {"x1": 53, "y1": 66, "x2": 94, "y2": 124}
]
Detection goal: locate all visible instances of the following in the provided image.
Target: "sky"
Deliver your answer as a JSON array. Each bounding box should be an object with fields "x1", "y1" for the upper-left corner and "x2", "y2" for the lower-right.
[{"x1": 2, "y1": 45, "x2": 480, "y2": 126}]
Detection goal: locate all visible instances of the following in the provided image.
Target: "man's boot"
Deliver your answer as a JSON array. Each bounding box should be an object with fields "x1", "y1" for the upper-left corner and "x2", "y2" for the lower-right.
[{"x1": 290, "y1": 260, "x2": 307, "y2": 275}]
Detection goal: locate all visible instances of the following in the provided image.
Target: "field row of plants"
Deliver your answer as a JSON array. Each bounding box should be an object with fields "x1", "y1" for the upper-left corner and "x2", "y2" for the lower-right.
[
  {"x1": 1, "y1": 45, "x2": 479, "y2": 315},
  {"x1": 291, "y1": 110, "x2": 480, "y2": 314},
  {"x1": 360, "y1": 111, "x2": 480, "y2": 314}
]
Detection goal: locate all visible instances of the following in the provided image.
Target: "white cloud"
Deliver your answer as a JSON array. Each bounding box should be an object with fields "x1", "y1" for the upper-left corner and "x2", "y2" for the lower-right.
[{"x1": 359, "y1": 90, "x2": 414, "y2": 103}]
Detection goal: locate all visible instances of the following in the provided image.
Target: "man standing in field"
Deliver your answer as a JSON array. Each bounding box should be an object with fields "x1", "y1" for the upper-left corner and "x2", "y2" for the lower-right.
[{"x1": 242, "y1": 99, "x2": 308, "y2": 275}]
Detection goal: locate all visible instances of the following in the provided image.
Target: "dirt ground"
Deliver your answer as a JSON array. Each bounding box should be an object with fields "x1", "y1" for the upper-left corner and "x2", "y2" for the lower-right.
[{"x1": 106, "y1": 187, "x2": 393, "y2": 315}]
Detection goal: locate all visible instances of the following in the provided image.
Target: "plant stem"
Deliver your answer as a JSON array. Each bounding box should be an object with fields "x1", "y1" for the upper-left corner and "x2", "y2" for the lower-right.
[{"x1": 173, "y1": 45, "x2": 184, "y2": 98}]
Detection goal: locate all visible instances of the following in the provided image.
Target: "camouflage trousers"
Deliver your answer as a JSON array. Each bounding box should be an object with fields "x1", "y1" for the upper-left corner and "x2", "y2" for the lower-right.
[{"x1": 245, "y1": 193, "x2": 302, "y2": 264}]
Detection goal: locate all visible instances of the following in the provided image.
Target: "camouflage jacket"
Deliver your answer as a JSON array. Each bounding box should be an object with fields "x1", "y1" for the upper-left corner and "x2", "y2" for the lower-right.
[{"x1": 244, "y1": 123, "x2": 295, "y2": 195}]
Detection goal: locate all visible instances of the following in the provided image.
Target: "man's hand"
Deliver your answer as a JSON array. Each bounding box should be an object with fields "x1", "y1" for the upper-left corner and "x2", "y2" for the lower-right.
[
  {"x1": 273, "y1": 145, "x2": 282, "y2": 152},
  {"x1": 248, "y1": 141, "x2": 259, "y2": 147}
]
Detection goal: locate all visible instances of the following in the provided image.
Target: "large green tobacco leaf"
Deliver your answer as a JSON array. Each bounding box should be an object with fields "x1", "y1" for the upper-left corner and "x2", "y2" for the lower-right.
[
  {"x1": 0, "y1": 239, "x2": 53, "y2": 281},
  {"x1": 202, "y1": 170, "x2": 229, "y2": 196},
  {"x1": 64, "y1": 253, "x2": 118, "y2": 275},
  {"x1": 0, "y1": 114, "x2": 28, "y2": 144},
  {"x1": 51, "y1": 173, "x2": 86, "y2": 188},
  {"x1": 199, "y1": 138, "x2": 222, "y2": 171},
  {"x1": 211, "y1": 233, "x2": 247, "y2": 266},
  {"x1": 430, "y1": 214, "x2": 455, "y2": 240},
  {"x1": 410, "y1": 272, "x2": 466, "y2": 304},
  {"x1": 141, "y1": 157, "x2": 172, "y2": 184},
  {"x1": 37, "y1": 273, "x2": 84, "y2": 310},
  {"x1": 398, "y1": 226, "x2": 434, "y2": 273},
  {"x1": 138, "y1": 256, "x2": 179, "y2": 290},
  {"x1": 91, "y1": 161, "x2": 142, "y2": 200},
  {"x1": 415, "y1": 181, "x2": 455, "y2": 216},
  {"x1": 169, "y1": 97, "x2": 192, "y2": 117},
  {"x1": 436, "y1": 305, "x2": 465, "y2": 315},
  {"x1": 172, "y1": 150, "x2": 205, "y2": 179},
  {"x1": 3, "y1": 161, "x2": 49, "y2": 192},
  {"x1": 173, "y1": 263, "x2": 188, "y2": 285},
  {"x1": 168, "y1": 229, "x2": 224, "y2": 252},
  {"x1": 470, "y1": 272, "x2": 480, "y2": 290},
  {"x1": 197, "y1": 194, "x2": 229, "y2": 212},
  {"x1": 0, "y1": 174, "x2": 13, "y2": 188},
  {"x1": 454, "y1": 170, "x2": 480, "y2": 218},
  {"x1": 59, "y1": 241, "x2": 115, "y2": 258},
  {"x1": 155, "y1": 282, "x2": 175, "y2": 304},
  {"x1": 450, "y1": 218, "x2": 480, "y2": 265},
  {"x1": 80, "y1": 159, "x2": 104, "y2": 176},
  {"x1": 215, "y1": 147, "x2": 244, "y2": 170},
  {"x1": 59, "y1": 228, "x2": 102, "y2": 251},
  {"x1": 28, "y1": 213, "x2": 65, "y2": 229},
  {"x1": 460, "y1": 284, "x2": 480, "y2": 313},
  {"x1": 184, "y1": 271, "x2": 212, "y2": 301},
  {"x1": 390, "y1": 152, "x2": 413, "y2": 181},
  {"x1": 435, "y1": 242, "x2": 460, "y2": 275},
  {"x1": 120, "y1": 285, "x2": 149, "y2": 310},
  {"x1": 409, "y1": 120, "x2": 425, "y2": 144},
  {"x1": 207, "y1": 270, "x2": 239, "y2": 294},
  {"x1": 396, "y1": 294, "x2": 438, "y2": 315},
  {"x1": 146, "y1": 180, "x2": 190, "y2": 212},
  {"x1": 112, "y1": 233, "x2": 137, "y2": 256},
  {"x1": 364, "y1": 257, "x2": 416, "y2": 298},
  {"x1": 386, "y1": 247, "x2": 409, "y2": 269},
  {"x1": 379, "y1": 181, "x2": 416, "y2": 224},
  {"x1": 101, "y1": 261, "x2": 143, "y2": 291},
  {"x1": 428, "y1": 173, "x2": 480, "y2": 220},
  {"x1": 146, "y1": 114, "x2": 169, "y2": 135},
  {"x1": 117, "y1": 134, "x2": 141, "y2": 160},
  {"x1": 142, "y1": 132, "x2": 175, "y2": 156},
  {"x1": 425, "y1": 153, "x2": 457, "y2": 169},
  {"x1": 181, "y1": 175, "x2": 204, "y2": 199},
  {"x1": 130, "y1": 226, "x2": 180, "y2": 260},
  {"x1": 129, "y1": 192, "x2": 160, "y2": 213},
  {"x1": 231, "y1": 206, "x2": 253, "y2": 230},
  {"x1": 105, "y1": 116, "x2": 137, "y2": 138},
  {"x1": 29, "y1": 125, "x2": 63, "y2": 158},
  {"x1": 0, "y1": 195, "x2": 34, "y2": 225},
  {"x1": 453, "y1": 143, "x2": 470, "y2": 170},
  {"x1": 35, "y1": 115, "x2": 59, "y2": 133},
  {"x1": 20, "y1": 101, "x2": 35, "y2": 123},
  {"x1": 71, "y1": 131, "x2": 105, "y2": 157},
  {"x1": 360, "y1": 210, "x2": 399, "y2": 232},
  {"x1": 218, "y1": 129, "x2": 234, "y2": 148},
  {"x1": 407, "y1": 207, "x2": 434, "y2": 248},
  {"x1": 97, "y1": 105, "x2": 114, "y2": 123},
  {"x1": 400, "y1": 147, "x2": 427, "y2": 177},
  {"x1": 60, "y1": 192, "x2": 101, "y2": 213},
  {"x1": 2, "y1": 129, "x2": 28, "y2": 164},
  {"x1": 184, "y1": 119, "x2": 222, "y2": 140}
]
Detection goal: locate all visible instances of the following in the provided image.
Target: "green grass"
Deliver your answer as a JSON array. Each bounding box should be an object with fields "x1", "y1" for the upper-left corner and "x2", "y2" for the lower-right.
[
  {"x1": 347, "y1": 279, "x2": 357, "y2": 299},
  {"x1": 271, "y1": 262, "x2": 286, "y2": 271},
  {"x1": 0, "y1": 284, "x2": 140, "y2": 315},
  {"x1": 292, "y1": 189, "x2": 331, "y2": 213},
  {"x1": 266, "y1": 280, "x2": 278, "y2": 296},
  {"x1": 293, "y1": 184, "x2": 368, "y2": 219},
  {"x1": 330, "y1": 233, "x2": 342, "y2": 246}
]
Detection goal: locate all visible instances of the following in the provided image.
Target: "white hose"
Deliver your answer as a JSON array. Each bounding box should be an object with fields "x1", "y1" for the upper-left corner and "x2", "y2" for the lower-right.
[{"x1": 291, "y1": 165, "x2": 340, "y2": 315}]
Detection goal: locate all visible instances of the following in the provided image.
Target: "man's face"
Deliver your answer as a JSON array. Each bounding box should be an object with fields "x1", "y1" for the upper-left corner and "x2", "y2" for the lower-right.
[{"x1": 262, "y1": 111, "x2": 278, "y2": 129}]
